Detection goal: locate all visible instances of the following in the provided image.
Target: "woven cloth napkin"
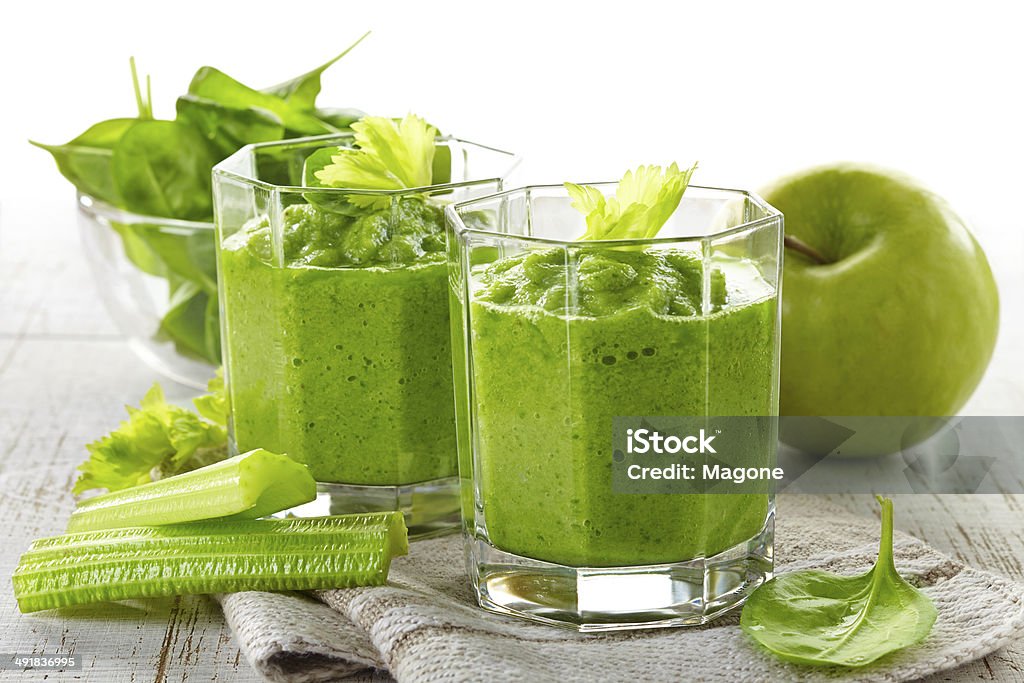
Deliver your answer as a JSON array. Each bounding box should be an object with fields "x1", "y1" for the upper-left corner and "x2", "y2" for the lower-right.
[{"x1": 218, "y1": 495, "x2": 1024, "y2": 683}]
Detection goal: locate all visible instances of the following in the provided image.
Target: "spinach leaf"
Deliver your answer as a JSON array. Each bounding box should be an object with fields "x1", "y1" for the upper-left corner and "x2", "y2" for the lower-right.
[
  {"x1": 129, "y1": 56, "x2": 155, "y2": 120},
  {"x1": 315, "y1": 107, "x2": 365, "y2": 130},
  {"x1": 303, "y1": 145, "x2": 343, "y2": 185},
  {"x1": 158, "y1": 278, "x2": 217, "y2": 362},
  {"x1": 111, "y1": 222, "x2": 213, "y2": 285},
  {"x1": 34, "y1": 45, "x2": 368, "y2": 371},
  {"x1": 31, "y1": 119, "x2": 137, "y2": 205},
  {"x1": 111, "y1": 121, "x2": 218, "y2": 221},
  {"x1": 432, "y1": 142, "x2": 452, "y2": 186},
  {"x1": 109, "y1": 220, "x2": 219, "y2": 364},
  {"x1": 188, "y1": 67, "x2": 334, "y2": 136},
  {"x1": 202, "y1": 292, "x2": 221, "y2": 363},
  {"x1": 140, "y1": 224, "x2": 218, "y2": 292},
  {"x1": 262, "y1": 31, "x2": 370, "y2": 110},
  {"x1": 301, "y1": 145, "x2": 363, "y2": 215},
  {"x1": 110, "y1": 221, "x2": 168, "y2": 277},
  {"x1": 175, "y1": 94, "x2": 284, "y2": 159},
  {"x1": 740, "y1": 497, "x2": 936, "y2": 667}
]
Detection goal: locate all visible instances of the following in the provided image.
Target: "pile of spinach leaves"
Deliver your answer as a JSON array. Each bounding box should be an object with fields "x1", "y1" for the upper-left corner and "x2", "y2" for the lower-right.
[{"x1": 33, "y1": 34, "x2": 369, "y2": 364}]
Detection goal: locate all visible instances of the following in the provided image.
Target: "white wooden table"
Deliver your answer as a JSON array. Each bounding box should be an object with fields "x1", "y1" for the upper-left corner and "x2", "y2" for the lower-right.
[{"x1": 1, "y1": 203, "x2": 1022, "y2": 682}]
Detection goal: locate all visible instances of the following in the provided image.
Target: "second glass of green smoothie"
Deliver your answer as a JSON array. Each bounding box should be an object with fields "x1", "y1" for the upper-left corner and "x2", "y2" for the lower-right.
[
  {"x1": 447, "y1": 183, "x2": 783, "y2": 629},
  {"x1": 213, "y1": 133, "x2": 517, "y2": 536}
]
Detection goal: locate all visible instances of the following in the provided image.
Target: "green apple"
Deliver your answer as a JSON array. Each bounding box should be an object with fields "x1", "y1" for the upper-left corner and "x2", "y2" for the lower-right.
[{"x1": 762, "y1": 165, "x2": 999, "y2": 447}]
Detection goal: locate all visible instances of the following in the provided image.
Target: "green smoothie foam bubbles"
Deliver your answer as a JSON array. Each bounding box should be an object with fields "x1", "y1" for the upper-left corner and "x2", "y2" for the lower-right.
[
  {"x1": 212, "y1": 119, "x2": 518, "y2": 537},
  {"x1": 445, "y1": 166, "x2": 783, "y2": 631}
]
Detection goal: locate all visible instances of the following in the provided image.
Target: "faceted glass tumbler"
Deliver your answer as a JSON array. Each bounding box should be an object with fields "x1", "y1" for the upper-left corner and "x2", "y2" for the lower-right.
[
  {"x1": 213, "y1": 134, "x2": 518, "y2": 537},
  {"x1": 446, "y1": 184, "x2": 783, "y2": 630}
]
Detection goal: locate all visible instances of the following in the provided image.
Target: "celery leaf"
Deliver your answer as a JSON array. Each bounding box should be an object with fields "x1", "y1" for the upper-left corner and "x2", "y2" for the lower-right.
[
  {"x1": 314, "y1": 114, "x2": 438, "y2": 208},
  {"x1": 567, "y1": 162, "x2": 697, "y2": 241},
  {"x1": 74, "y1": 381, "x2": 228, "y2": 496}
]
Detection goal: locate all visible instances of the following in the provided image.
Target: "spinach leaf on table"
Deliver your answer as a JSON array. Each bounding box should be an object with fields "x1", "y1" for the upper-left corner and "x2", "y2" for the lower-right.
[{"x1": 740, "y1": 496, "x2": 936, "y2": 668}]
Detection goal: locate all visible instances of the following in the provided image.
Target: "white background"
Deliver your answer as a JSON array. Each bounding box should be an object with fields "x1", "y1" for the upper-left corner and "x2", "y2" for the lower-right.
[{"x1": 0, "y1": 0, "x2": 1021, "y2": 408}]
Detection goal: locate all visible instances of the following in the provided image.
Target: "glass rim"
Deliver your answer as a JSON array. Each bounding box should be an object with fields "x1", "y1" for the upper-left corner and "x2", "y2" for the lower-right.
[
  {"x1": 212, "y1": 132, "x2": 520, "y2": 195},
  {"x1": 444, "y1": 183, "x2": 782, "y2": 247},
  {"x1": 77, "y1": 193, "x2": 215, "y2": 231}
]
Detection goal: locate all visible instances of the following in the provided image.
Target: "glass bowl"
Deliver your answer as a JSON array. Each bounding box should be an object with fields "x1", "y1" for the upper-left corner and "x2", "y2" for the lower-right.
[{"x1": 77, "y1": 193, "x2": 219, "y2": 389}]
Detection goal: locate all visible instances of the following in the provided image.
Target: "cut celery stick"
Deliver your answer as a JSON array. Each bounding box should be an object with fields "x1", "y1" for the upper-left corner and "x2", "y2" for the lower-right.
[
  {"x1": 14, "y1": 513, "x2": 408, "y2": 613},
  {"x1": 66, "y1": 449, "x2": 316, "y2": 533}
]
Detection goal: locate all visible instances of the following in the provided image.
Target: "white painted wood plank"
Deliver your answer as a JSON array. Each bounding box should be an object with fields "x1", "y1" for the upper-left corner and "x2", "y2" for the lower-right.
[{"x1": 0, "y1": 202, "x2": 119, "y2": 339}]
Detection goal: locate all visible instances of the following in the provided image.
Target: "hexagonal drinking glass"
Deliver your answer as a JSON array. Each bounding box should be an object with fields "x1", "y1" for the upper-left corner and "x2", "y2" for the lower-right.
[
  {"x1": 213, "y1": 134, "x2": 518, "y2": 537},
  {"x1": 446, "y1": 183, "x2": 783, "y2": 630}
]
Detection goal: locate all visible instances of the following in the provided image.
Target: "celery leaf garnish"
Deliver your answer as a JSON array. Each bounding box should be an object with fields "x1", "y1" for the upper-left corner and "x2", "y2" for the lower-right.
[
  {"x1": 567, "y1": 162, "x2": 697, "y2": 241},
  {"x1": 314, "y1": 114, "x2": 438, "y2": 208}
]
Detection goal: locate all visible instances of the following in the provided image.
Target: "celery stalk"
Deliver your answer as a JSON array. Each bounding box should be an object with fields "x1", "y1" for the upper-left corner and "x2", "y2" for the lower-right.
[
  {"x1": 14, "y1": 513, "x2": 408, "y2": 613},
  {"x1": 66, "y1": 449, "x2": 315, "y2": 533}
]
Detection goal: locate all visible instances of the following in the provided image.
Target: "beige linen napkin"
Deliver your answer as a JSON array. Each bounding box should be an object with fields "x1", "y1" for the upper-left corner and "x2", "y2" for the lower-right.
[{"x1": 218, "y1": 496, "x2": 1024, "y2": 683}]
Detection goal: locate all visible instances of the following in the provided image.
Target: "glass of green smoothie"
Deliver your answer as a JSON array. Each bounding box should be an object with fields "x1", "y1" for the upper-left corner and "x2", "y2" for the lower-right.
[
  {"x1": 446, "y1": 170, "x2": 783, "y2": 630},
  {"x1": 213, "y1": 119, "x2": 517, "y2": 537}
]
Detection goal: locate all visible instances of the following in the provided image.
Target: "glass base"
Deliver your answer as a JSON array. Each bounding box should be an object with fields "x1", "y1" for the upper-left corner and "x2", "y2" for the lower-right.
[
  {"x1": 278, "y1": 477, "x2": 460, "y2": 539},
  {"x1": 468, "y1": 512, "x2": 774, "y2": 632}
]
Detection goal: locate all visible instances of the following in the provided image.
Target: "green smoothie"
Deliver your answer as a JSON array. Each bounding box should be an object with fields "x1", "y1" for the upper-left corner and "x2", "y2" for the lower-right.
[
  {"x1": 468, "y1": 247, "x2": 776, "y2": 567},
  {"x1": 220, "y1": 198, "x2": 456, "y2": 484}
]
